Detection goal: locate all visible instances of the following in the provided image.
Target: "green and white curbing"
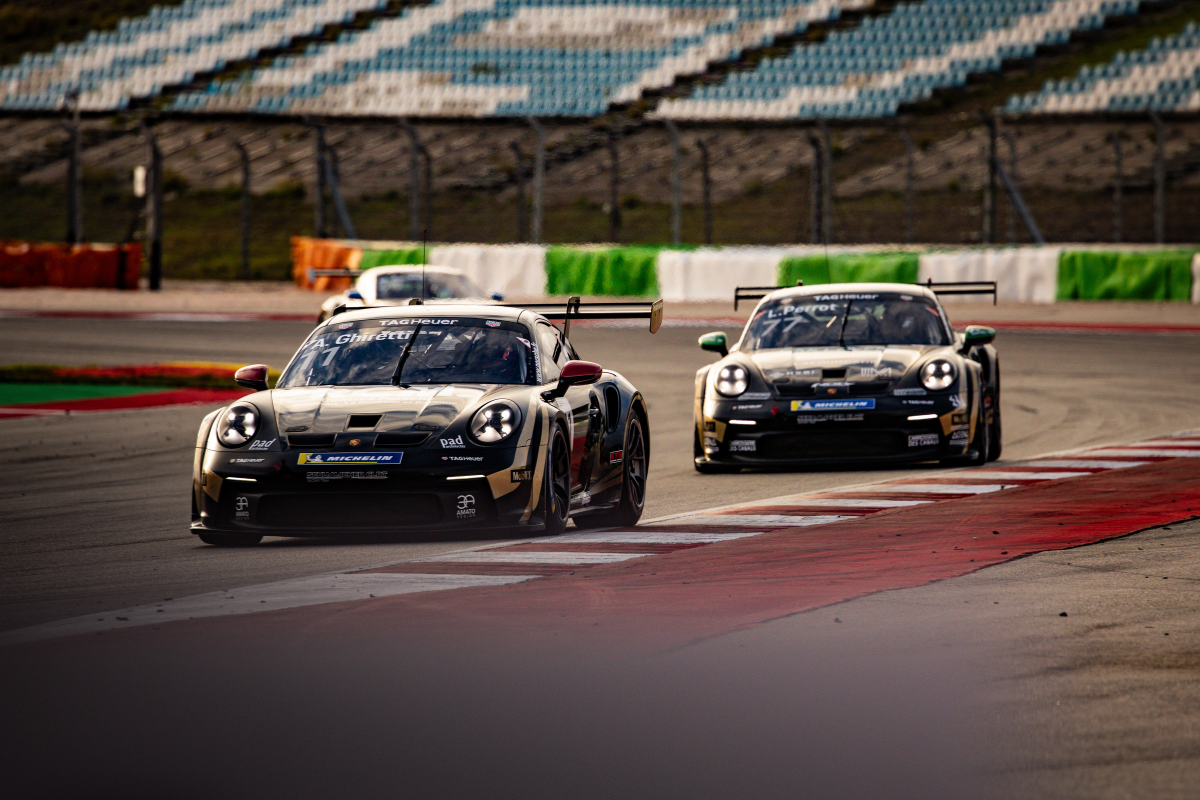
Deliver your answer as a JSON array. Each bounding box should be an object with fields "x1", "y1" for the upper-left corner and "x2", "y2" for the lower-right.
[{"x1": 361, "y1": 242, "x2": 1200, "y2": 303}]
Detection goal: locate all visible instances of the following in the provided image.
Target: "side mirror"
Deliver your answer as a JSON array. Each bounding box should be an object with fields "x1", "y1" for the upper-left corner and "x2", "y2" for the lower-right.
[
  {"x1": 234, "y1": 364, "x2": 270, "y2": 392},
  {"x1": 699, "y1": 331, "x2": 728, "y2": 357},
  {"x1": 491, "y1": 292, "x2": 505, "y2": 301},
  {"x1": 961, "y1": 325, "x2": 996, "y2": 350},
  {"x1": 347, "y1": 289, "x2": 364, "y2": 301},
  {"x1": 544, "y1": 360, "x2": 603, "y2": 400}
]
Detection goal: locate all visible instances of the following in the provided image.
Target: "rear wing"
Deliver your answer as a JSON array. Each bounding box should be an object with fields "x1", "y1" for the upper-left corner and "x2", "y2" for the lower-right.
[
  {"x1": 734, "y1": 279, "x2": 997, "y2": 310},
  {"x1": 517, "y1": 296, "x2": 664, "y2": 338},
  {"x1": 922, "y1": 280, "x2": 997, "y2": 305}
]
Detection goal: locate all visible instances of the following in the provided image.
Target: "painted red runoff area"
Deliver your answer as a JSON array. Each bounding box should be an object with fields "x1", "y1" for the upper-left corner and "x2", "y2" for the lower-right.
[
  {"x1": 25, "y1": 455, "x2": 1196, "y2": 657},
  {"x1": 0, "y1": 388, "x2": 249, "y2": 417}
]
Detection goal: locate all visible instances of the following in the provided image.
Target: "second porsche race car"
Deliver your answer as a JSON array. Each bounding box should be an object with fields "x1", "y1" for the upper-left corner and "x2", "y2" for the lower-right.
[
  {"x1": 192, "y1": 298, "x2": 662, "y2": 545},
  {"x1": 694, "y1": 282, "x2": 1000, "y2": 471}
]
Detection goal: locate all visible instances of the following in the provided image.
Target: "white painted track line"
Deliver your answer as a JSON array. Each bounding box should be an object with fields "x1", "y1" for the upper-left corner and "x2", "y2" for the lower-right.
[
  {"x1": 829, "y1": 483, "x2": 1015, "y2": 494},
  {"x1": 776, "y1": 498, "x2": 933, "y2": 508},
  {"x1": 0, "y1": 573, "x2": 537, "y2": 646},
  {"x1": 1018, "y1": 459, "x2": 1151, "y2": 469},
  {"x1": 424, "y1": 551, "x2": 650, "y2": 565},
  {"x1": 949, "y1": 470, "x2": 1093, "y2": 480},
  {"x1": 554, "y1": 530, "x2": 764, "y2": 544},
  {"x1": 1083, "y1": 449, "x2": 1200, "y2": 458},
  {"x1": 649, "y1": 514, "x2": 856, "y2": 528}
]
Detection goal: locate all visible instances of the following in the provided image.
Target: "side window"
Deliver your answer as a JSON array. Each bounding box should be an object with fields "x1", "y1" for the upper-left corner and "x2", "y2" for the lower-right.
[{"x1": 535, "y1": 323, "x2": 563, "y2": 383}]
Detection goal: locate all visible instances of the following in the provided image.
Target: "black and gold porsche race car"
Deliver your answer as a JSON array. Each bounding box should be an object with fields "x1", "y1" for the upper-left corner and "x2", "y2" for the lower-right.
[
  {"x1": 192, "y1": 298, "x2": 662, "y2": 545},
  {"x1": 693, "y1": 282, "x2": 1000, "y2": 472}
]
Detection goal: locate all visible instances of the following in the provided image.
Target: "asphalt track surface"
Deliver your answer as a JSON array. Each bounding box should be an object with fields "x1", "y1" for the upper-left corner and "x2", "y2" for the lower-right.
[{"x1": 2, "y1": 313, "x2": 1200, "y2": 799}]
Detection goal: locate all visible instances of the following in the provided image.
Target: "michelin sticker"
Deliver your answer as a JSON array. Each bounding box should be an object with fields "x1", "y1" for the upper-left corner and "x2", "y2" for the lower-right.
[
  {"x1": 792, "y1": 399, "x2": 875, "y2": 411},
  {"x1": 298, "y1": 452, "x2": 403, "y2": 465}
]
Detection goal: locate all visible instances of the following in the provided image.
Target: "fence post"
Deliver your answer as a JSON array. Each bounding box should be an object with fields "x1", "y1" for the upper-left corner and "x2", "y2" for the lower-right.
[
  {"x1": 325, "y1": 141, "x2": 357, "y2": 240},
  {"x1": 526, "y1": 116, "x2": 546, "y2": 244},
  {"x1": 807, "y1": 132, "x2": 823, "y2": 245},
  {"x1": 63, "y1": 89, "x2": 83, "y2": 245},
  {"x1": 608, "y1": 128, "x2": 621, "y2": 242},
  {"x1": 1110, "y1": 131, "x2": 1123, "y2": 243},
  {"x1": 400, "y1": 120, "x2": 422, "y2": 242},
  {"x1": 233, "y1": 141, "x2": 251, "y2": 279},
  {"x1": 664, "y1": 120, "x2": 682, "y2": 245},
  {"x1": 818, "y1": 119, "x2": 833, "y2": 245},
  {"x1": 1150, "y1": 110, "x2": 1165, "y2": 244},
  {"x1": 309, "y1": 119, "x2": 328, "y2": 239},
  {"x1": 141, "y1": 122, "x2": 163, "y2": 291},
  {"x1": 979, "y1": 111, "x2": 997, "y2": 245},
  {"x1": 1003, "y1": 132, "x2": 1018, "y2": 244},
  {"x1": 900, "y1": 129, "x2": 914, "y2": 244},
  {"x1": 695, "y1": 138, "x2": 712, "y2": 245},
  {"x1": 509, "y1": 142, "x2": 526, "y2": 243}
]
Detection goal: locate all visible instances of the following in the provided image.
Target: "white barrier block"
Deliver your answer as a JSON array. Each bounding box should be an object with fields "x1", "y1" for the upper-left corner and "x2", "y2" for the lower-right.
[
  {"x1": 1192, "y1": 253, "x2": 1200, "y2": 304},
  {"x1": 919, "y1": 247, "x2": 1060, "y2": 303},
  {"x1": 429, "y1": 244, "x2": 547, "y2": 299},
  {"x1": 658, "y1": 247, "x2": 791, "y2": 302}
]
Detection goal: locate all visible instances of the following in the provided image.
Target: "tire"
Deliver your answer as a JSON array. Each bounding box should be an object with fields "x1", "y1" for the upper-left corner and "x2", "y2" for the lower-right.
[
  {"x1": 693, "y1": 429, "x2": 740, "y2": 473},
  {"x1": 962, "y1": 401, "x2": 990, "y2": 466},
  {"x1": 574, "y1": 413, "x2": 647, "y2": 529},
  {"x1": 541, "y1": 425, "x2": 570, "y2": 536},
  {"x1": 198, "y1": 532, "x2": 263, "y2": 547}
]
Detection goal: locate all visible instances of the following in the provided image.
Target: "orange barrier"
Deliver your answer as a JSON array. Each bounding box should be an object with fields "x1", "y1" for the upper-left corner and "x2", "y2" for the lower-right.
[
  {"x1": 0, "y1": 241, "x2": 140, "y2": 289},
  {"x1": 291, "y1": 236, "x2": 361, "y2": 292}
]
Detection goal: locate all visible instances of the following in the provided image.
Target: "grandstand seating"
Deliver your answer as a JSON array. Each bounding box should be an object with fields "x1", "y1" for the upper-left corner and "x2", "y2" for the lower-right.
[
  {"x1": 654, "y1": 0, "x2": 1142, "y2": 121},
  {"x1": 1006, "y1": 19, "x2": 1200, "y2": 114},
  {"x1": 0, "y1": 0, "x2": 389, "y2": 112},
  {"x1": 171, "y1": 0, "x2": 874, "y2": 118}
]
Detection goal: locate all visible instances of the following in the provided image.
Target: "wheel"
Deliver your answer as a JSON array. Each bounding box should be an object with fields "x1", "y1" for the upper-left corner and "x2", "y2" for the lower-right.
[
  {"x1": 962, "y1": 401, "x2": 990, "y2": 466},
  {"x1": 574, "y1": 413, "x2": 647, "y2": 529},
  {"x1": 693, "y1": 429, "x2": 740, "y2": 473},
  {"x1": 987, "y1": 397, "x2": 1002, "y2": 462},
  {"x1": 197, "y1": 532, "x2": 263, "y2": 547},
  {"x1": 541, "y1": 424, "x2": 570, "y2": 536}
]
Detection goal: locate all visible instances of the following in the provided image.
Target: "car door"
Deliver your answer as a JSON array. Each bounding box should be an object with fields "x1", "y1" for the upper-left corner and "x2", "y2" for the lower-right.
[{"x1": 536, "y1": 322, "x2": 601, "y2": 496}]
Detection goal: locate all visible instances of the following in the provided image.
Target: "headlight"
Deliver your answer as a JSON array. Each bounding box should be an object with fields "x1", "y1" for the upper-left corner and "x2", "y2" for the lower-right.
[
  {"x1": 216, "y1": 404, "x2": 259, "y2": 447},
  {"x1": 920, "y1": 360, "x2": 957, "y2": 391},
  {"x1": 469, "y1": 401, "x2": 521, "y2": 444},
  {"x1": 715, "y1": 364, "x2": 749, "y2": 397}
]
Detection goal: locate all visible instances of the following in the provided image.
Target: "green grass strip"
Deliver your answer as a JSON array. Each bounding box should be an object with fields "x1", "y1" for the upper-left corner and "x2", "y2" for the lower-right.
[
  {"x1": 0, "y1": 383, "x2": 166, "y2": 406},
  {"x1": 778, "y1": 253, "x2": 920, "y2": 286},
  {"x1": 545, "y1": 246, "x2": 660, "y2": 297},
  {"x1": 1057, "y1": 250, "x2": 1196, "y2": 300},
  {"x1": 358, "y1": 248, "x2": 425, "y2": 269}
]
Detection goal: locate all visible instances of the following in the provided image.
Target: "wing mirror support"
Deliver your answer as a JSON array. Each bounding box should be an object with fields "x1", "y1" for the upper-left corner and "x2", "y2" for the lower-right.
[
  {"x1": 960, "y1": 325, "x2": 996, "y2": 353},
  {"x1": 347, "y1": 289, "x2": 364, "y2": 301},
  {"x1": 234, "y1": 364, "x2": 270, "y2": 392},
  {"x1": 543, "y1": 360, "x2": 603, "y2": 401},
  {"x1": 699, "y1": 331, "x2": 728, "y2": 357}
]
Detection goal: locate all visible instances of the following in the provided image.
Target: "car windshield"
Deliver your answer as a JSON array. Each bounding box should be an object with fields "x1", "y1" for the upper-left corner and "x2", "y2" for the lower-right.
[
  {"x1": 743, "y1": 293, "x2": 950, "y2": 351},
  {"x1": 278, "y1": 317, "x2": 534, "y2": 387},
  {"x1": 373, "y1": 271, "x2": 481, "y2": 300}
]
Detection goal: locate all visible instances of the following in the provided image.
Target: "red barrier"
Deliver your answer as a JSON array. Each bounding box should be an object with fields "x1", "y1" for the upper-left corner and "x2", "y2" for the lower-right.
[{"x1": 0, "y1": 241, "x2": 140, "y2": 290}]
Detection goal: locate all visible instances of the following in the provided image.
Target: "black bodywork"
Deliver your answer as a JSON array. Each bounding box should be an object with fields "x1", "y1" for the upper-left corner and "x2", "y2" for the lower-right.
[
  {"x1": 694, "y1": 283, "x2": 1000, "y2": 471},
  {"x1": 192, "y1": 300, "x2": 661, "y2": 543}
]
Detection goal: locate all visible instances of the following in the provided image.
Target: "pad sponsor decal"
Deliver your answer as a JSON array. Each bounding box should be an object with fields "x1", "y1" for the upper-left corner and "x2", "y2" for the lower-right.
[
  {"x1": 510, "y1": 469, "x2": 533, "y2": 482},
  {"x1": 306, "y1": 471, "x2": 388, "y2": 482},
  {"x1": 792, "y1": 399, "x2": 875, "y2": 411},
  {"x1": 247, "y1": 439, "x2": 276, "y2": 451},
  {"x1": 908, "y1": 433, "x2": 939, "y2": 447},
  {"x1": 741, "y1": 392, "x2": 772, "y2": 400},
  {"x1": 894, "y1": 388, "x2": 927, "y2": 397},
  {"x1": 439, "y1": 435, "x2": 465, "y2": 449},
  {"x1": 298, "y1": 452, "x2": 403, "y2": 465},
  {"x1": 729, "y1": 440, "x2": 757, "y2": 453}
]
